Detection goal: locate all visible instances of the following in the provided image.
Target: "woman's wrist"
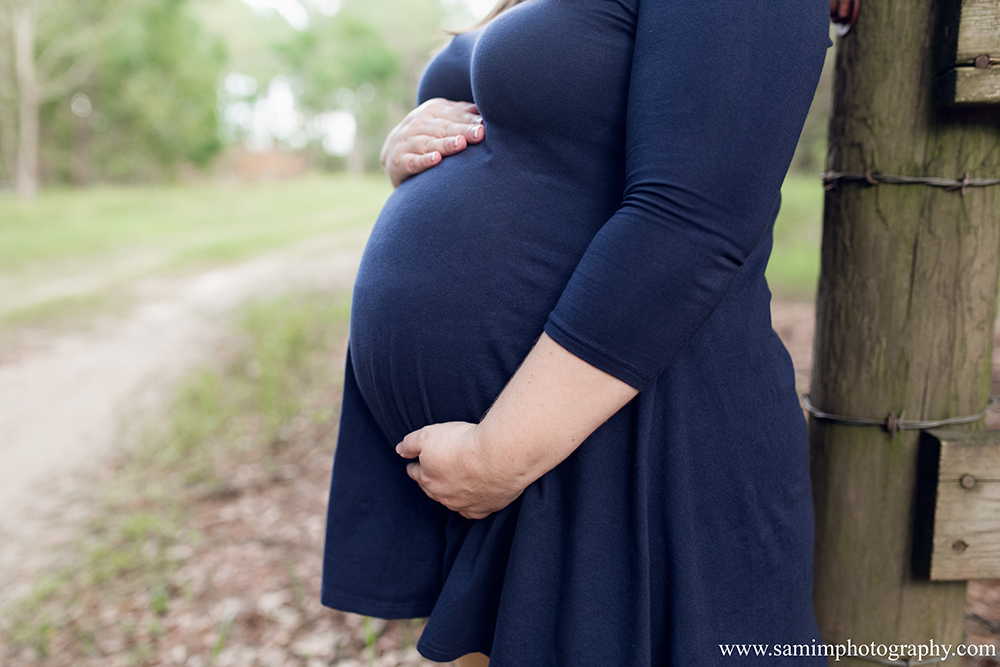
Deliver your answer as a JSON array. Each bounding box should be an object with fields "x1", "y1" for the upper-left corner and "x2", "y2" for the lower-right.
[
  {"x1": 471, "y1": 333, "x2": 640, "y2": 491},
  {"x1": 471, "y1": 412, "x2": 542, "y2": 496}
]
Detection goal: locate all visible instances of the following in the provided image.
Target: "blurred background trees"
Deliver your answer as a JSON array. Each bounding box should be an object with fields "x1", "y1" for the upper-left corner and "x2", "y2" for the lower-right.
[
  {"x1": 0, "y1": 0, "x2": 829, "y2": 197},
  {"x1": 0, "y1": 0, "x2": 227, "y2": 196},
  {"x1": 0, "y1": 0, "x2": 466, "y2": 196}
]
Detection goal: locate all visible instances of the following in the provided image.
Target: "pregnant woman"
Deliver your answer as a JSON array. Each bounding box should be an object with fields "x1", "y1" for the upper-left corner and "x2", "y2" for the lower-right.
[{"x1": 322, "y1": 0, "x2": 830, "y2": 664}]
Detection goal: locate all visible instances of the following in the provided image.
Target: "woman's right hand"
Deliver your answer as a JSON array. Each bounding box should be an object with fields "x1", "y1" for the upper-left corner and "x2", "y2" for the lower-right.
[{"x1": 380, "y1": 98, "x2": 484, "y2": 188}]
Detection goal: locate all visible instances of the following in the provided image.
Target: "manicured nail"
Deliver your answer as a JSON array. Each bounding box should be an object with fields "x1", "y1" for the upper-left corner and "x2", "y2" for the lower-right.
[
  {"x1": 451, "y1": 136, "x2": 461, "y2": 149},
  {"x1": 471, "y1": 126, "x2": 482, "y2": 140},
  {"x1": 427, "y1": 152, "x2": 439, "y2": 164}
]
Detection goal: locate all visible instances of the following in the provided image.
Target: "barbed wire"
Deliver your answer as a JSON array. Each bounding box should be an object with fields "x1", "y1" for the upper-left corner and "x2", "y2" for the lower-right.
[
  {"x1": 801, "y1": 395, "x2": 996, "y2": 436},
  {"x1": 821, "y1": 170, "x2": 1000, "y2": 196}
]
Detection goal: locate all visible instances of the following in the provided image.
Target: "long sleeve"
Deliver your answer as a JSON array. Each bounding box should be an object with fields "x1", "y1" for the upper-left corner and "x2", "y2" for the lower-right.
[{"x1": 543, "y1": 0, "x2": 830, "y2": 391}]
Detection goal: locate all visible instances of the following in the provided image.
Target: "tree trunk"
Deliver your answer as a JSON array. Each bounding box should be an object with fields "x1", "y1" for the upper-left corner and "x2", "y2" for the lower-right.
[
  {"x1": 72, "y1": 111, "x2": 91, "y2": 186},
  {"x1": 347, "y1": 121, "x2": 366, "y2": 176},
  {"x1": 14, "y1": 6, "x2": 39, "y2": 199},
  {"x1": 0, "y1": 22, "x2": 17, "y2": 185},
  {"x1": 810, "y1": 0, "x2": 1000, "y2": 659},
  {"x1": 0, "y1": 101, "x2": 17, "y2": 186}
]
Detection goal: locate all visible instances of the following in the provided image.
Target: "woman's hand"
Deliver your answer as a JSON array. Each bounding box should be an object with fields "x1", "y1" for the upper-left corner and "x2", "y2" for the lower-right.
[
  {"x1": 380, "y1": 98, "x2": 484, "y2": 188},
  {"x1": 396, "y1": 421, "x2": 525, "y2": 520},
  {"x1": 396, "y1": 334, "x2": 639, "y2": 520}
]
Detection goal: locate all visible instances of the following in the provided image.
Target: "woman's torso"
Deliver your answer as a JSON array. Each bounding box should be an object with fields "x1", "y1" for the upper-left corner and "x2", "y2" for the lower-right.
[{"x1": 349, "y1": 0, "x2": 783, "y2": 444}]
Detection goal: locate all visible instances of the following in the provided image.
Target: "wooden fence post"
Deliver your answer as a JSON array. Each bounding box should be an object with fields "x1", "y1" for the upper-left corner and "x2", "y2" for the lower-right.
[{"x1": 809, "y1": 0, "x2": 1000, "y2": 660}]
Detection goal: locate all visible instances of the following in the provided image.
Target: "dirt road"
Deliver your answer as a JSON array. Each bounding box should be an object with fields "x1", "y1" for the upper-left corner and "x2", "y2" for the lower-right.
[{"x1": 0, "y1": 231, "x2": 368, "y2": 604}]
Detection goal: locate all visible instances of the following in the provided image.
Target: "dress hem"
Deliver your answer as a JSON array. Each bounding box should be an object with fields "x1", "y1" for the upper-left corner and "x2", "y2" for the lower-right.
[
  {"x1": 416, "y1": 636, "x2": 485, "y2": 664},
  {"x1": 322, "y1": 589, "x2": 488, "y2": 663},
  {"x1": 320, "y1": 587, "x2": 437, "y2": 621}
]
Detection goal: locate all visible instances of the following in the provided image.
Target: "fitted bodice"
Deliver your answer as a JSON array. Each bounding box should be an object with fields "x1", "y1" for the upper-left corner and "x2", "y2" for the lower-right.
[
  {"x1": 349, "y1": 0, "x2": 828, "y2": 444},
  {"x1": 349, "y1": 0, "x2": 641, "y2": 443}
]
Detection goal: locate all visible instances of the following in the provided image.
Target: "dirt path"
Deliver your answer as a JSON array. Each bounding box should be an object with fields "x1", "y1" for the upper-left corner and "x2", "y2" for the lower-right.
[{"x1": 0, "y1": 230, "x2": 369, "y2": 603}]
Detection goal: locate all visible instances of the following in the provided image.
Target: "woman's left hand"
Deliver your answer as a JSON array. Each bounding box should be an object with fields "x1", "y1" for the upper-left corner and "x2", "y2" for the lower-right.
[{"x1": 396, "y1": 422, "x2": 525, "y2": 520}]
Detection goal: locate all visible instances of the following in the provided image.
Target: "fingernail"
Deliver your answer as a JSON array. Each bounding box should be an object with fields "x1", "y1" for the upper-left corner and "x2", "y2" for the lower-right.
[
  {"x1": 471, "y1": 126, "x2": 482, "y2": 140},
  {"x1": 451, "y1": 136, "x2": 461, "y2": 149},
  {"x1": 395, "y1": 444, "x2": 402, "y2": 454},
  {"x1": 427, "y1": 152, "x2": 439, "y2": 164}
]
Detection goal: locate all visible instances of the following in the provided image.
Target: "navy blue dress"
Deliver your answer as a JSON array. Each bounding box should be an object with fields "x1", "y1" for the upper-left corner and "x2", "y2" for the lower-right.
[{"x1": 322, "y1": 0, "x2": 830, "y2": 664}]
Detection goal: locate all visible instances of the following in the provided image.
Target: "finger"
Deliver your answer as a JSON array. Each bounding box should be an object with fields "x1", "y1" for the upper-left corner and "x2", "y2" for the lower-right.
[
  {"x1": 406, "y1": 463, "x2": 442, "y2": 503},
  {"x1": 395, "y1": 151, "x2": 440, "y2": 178},
  {"x1": 460, "y1": 111, "x2": 483, "y2": 126},
  {"x1": 430, "y1": 99, "x2": 481, "y2": 125},
  {"x1": 412, "y1": 129, "x2": 480, "y2": 157},
  {"x1": 397, "y1": 433, "x2": 424, "y2": 459},
  {"x1": 420, "y1": 116, "x2": 481, "y2": 141},
  {"x1": 442, "y1": 100, "x2": 477, "y2": 116},
  {"x1": 460, "y1": 509, "x2": 490, "y2": 520},
  {"x1": 419, "y1": 135, "x2": 466, "y2": 157},
  {"x1": 464, "y1": 123, "x2": 484, "y2": 144},
  {"x1": 409, "y1": 134, "x2": 460, "y2": 156}
]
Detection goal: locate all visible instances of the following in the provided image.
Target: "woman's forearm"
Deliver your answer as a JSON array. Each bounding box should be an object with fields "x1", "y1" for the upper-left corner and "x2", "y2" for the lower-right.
[
  {"x1": 397, "y1": 333, "x2": 638, "y2": 519},
  {"x1": 475, "y1": 332, "x2": 639, "y2": 489}
]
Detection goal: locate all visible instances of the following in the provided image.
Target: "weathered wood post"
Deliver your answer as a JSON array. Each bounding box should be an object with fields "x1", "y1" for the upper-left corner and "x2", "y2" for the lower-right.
[{"x1": 810, "y1": 0, "x2": 1000, "y2": 660}]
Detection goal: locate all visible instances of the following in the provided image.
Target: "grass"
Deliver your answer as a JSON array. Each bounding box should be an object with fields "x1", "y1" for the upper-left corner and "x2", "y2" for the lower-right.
[
  {"x1": 0, "y1": 291, "x2": 125, "y2": 329},
  {"x1": 0, "y1": 175, "x2": 391, "y2": 271},
  {"x1": 767, "y1": 172, "x2": 825, "y2": 299},
  {"x1": 1, "y1": 290, "x2": 351, "y2": 661},
  {"x1": 0, "y1": 175, "x2": 389, "y2": 330},
  {"x1": 146, "y1": 291, "x2": 350, "y2": 480}
]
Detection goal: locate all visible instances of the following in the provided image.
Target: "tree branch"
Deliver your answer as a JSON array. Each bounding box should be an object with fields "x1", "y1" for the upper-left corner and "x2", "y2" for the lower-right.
[
  {"x1": 33, "y1": 0, "x2": 133, "y2": 83},
  {"x1": 40, "y1": 56, "x2": 93, "y2": 102}
]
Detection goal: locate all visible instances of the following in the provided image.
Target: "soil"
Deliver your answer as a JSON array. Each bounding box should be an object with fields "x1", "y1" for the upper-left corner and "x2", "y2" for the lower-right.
[{"x1": 0, "y1": 234, "x2": 367, "y2": 607}]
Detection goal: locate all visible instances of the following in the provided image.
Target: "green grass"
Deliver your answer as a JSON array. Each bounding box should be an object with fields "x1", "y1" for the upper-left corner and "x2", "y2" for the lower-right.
[
  {"x1": 0, "y1": 291, "x2": 125, "y2": 329},
  {"x1": 151, "y1": 292, "x2": 350, "y2": 475},
  {"x1": 767, "y1": 172, "x2": 825, "y2": 299},
  {"x1": 0, "y1": 174, "x2": 389, "y2": 331},
  {"x1": 0, "y1": 174, "x2": 391, "y2": 272}
]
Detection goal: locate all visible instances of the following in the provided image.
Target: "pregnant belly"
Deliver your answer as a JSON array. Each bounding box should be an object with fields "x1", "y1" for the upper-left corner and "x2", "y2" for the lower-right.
[{"x1": 349, "y1": 145, "x2": 618, "y2": 444}]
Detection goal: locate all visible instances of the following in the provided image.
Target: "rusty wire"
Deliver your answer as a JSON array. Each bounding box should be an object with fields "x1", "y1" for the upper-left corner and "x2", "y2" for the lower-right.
[
  {"x1": 821, "y1": 170, "x2": 1000, "y2": 196},
  {"x1": 801, "y1": 395, "x2": 996, "y2": 437}
]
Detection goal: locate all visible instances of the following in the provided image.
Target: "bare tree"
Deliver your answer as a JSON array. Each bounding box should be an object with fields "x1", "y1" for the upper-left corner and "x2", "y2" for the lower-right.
[
  {"x1": 1, "y1": 0, "x2": 131, "y2": 197},
  {"x1": 0, "y1": 1, "x2": 18, "y2": 185},
  {"x1": 13, "y1": 1, "x2": 39, "y2": 197}
]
